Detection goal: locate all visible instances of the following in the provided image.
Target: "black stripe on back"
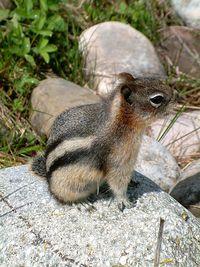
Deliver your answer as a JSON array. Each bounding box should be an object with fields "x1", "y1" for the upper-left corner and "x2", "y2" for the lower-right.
[
  {"x1": 45, "y1": 132, "x2": 97, "y2": 158},
  {"x1": 46, "y1": 142, "x2": 110, "y2": 181},
  {"x1": 45, "y1": 136, "x2": 66, "y2": 158},
  {"x1": 46, "y1": 148, "x2": 89, "y2": 180}
]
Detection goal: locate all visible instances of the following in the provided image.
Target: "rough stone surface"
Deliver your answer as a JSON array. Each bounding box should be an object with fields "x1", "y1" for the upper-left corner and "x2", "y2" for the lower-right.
[
  {"x1": 79, "y1": 21, "x2": 165, "y2": 96},
  {"x1": 0, "y1": 165, "x2": 200, "y2": 267},
  {"x1": 171, "y1": 0, "x2": 200, "y2": 29},
  {"x1": 159, "y1": 26, "x2": 200, "y2": 78},
  {"x1": 30, "y1": 78, "x2": 100, "y2": 136},
  {"x1": 149, "y1": 111, "x2": 200, "y2": 160},
  {"x1": 136, "y1": 135, "x2": 180, "y2": 192}
]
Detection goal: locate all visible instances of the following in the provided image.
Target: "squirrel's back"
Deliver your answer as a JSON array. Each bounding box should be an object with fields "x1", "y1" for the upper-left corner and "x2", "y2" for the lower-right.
[{"x1": 31, "y1": 101, "x2": 109, "y2": 178}]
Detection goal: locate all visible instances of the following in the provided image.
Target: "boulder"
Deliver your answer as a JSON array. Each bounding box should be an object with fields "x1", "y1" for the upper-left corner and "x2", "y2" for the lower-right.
[
  {"x1": 136, "y1": 135, "x2": 180, "y2": 192},
  {"x1": 159, "y1": 26, "x2": 200, "y2": 78},
  {"x1": 0, "y1": 165, "x2": 200, "y2": 266},
  {"x1": 149, "y1": 111, "x2": 200, "y2": 160},
  {"x1": 79, "y1": 21, "x2": 165, "y2": 96},
  {"x1": 170, "y1": 159, "x2": 200, "y2": 217},
  {"x1": 171, "y1": 0, "x2": 200, "y2": 29},
  {"x1": 170, "y1": 173, "x2": 200, "y2": 217},
  {"x1": 30, "y1": 78, "x2": 100, "y2": 136}
]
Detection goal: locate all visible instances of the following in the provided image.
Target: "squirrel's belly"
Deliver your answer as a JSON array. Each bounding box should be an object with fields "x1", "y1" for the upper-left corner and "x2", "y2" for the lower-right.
[{"x1": 49, "y1": 164, "x2": 104, "y2": 203}]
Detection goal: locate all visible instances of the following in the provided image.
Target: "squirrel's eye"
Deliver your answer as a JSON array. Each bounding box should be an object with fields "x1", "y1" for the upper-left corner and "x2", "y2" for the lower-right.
[{"x1": 149, "y1": 93, "x2": 164, "y2": 108}]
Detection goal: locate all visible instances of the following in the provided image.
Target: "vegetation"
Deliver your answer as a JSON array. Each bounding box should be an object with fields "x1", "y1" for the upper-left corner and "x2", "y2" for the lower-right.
[{"x1": 0, "y1": 0, "x2": 199, "y2": 168}]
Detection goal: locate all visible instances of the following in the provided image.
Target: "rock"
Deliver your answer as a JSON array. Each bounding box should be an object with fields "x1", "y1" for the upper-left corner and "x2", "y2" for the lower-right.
[
  {"x1": 171, "y1": 0, "x2": 200, "y2": 29},
  {"x1": 159, "y1": 26, "x2": 200, "y2": 78},
  {"x1": 30, "y1": 78, "x2": 100, "y2": 136},
  {"x1": 170, "y1": 173, "x2": 200, "y2": 216},
  {"x1": 79, "y1": 21, "x2": 165, "y2": 96},
  {"x1": 170, "y1": 159, "x2": 200, "y2": 217},
  {"x1": 0, "y1": 0, "x2": 13, "y2": 9},
  {"x1": 0, "y1": 165, "x2": 200, "y2": 266},
  {"x1": 182, "y1": 158, "x2": 200, "y2": 179},
  {"x1": 149, "y1": 111, "x2": 200, "y2": 160},
  {"x1": 136, "y1": 135, "x2": 180, "y2": 192}
]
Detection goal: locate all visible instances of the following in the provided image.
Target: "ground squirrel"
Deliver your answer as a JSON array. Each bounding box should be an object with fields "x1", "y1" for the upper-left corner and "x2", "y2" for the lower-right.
[{"x1": 31, "y1": 73, "x2": 177, "y2": 210}]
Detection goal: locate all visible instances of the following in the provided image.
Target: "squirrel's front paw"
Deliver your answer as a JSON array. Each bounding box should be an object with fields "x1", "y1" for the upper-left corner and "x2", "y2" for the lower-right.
[{"x1": 117, "y1": 197, "x2": 135, "y2": 212}]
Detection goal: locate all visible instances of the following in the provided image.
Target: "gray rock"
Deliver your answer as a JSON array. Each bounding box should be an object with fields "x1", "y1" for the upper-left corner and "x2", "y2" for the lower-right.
[
  {"x1": 159, "y1": 26, "x2": 200, "y2": 78},
  {"x1": 149, "y1": 111, "x2": 200, "y2": 160},
  {"x1": 171, "y1": 0, "x2": 200, "y2": 29},
  {"x1": 0, "y1": 165, "x2": 200, "y2": 267},
  {"x1": 0, "y1": 0, "x2": 13, "y2": 9},
  {"x1": 170, "y1": 173, "x2": 200, "y2": 216},
  {"x1": 136, "y1": 135, "x2": 180, "y2": 192},
  {"x1": 30, "y1": 78, "x2": 100, "y2": 136},
  {"x1": 79, "y1": 21, "x2": 165, "y2": 96},
  {"x1": 170, "y1": 159, "x2": 200, "y2": 217}
]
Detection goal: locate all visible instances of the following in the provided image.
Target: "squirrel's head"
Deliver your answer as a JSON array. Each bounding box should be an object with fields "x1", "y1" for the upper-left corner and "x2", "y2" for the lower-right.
[{"x1": 114, "y1": 72, "x2": 178, "y2": 124}]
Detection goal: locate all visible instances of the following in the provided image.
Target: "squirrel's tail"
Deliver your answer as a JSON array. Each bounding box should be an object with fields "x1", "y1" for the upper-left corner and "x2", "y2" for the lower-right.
[{"x1": 31, "y1": 153, "x2": 46, "y2": 178}]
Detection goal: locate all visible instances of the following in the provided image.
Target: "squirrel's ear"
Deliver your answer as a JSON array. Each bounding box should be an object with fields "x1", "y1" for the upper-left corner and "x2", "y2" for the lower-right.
[
  {"x1": 121, "y1": 86, "x2": 133, "y2": 105},
  {"x1": 118, "y1": 72, "x2": 135, "y2": 83}
]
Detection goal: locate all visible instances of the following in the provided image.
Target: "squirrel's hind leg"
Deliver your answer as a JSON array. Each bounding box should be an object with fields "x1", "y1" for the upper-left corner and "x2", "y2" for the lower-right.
[{"x1": 49, "y1": 165, "x2": 103, "y2": 204}]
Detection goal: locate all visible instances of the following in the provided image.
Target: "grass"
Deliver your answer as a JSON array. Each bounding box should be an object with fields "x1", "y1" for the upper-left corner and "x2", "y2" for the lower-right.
[{"x1": 0, "y1": 0, "x2": 200, "y2": 168}]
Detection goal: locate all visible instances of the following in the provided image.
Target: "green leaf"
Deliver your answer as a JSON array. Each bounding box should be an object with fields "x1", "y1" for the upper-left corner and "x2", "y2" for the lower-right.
[
  {"x1": 38, "y1": 38, "x2": 48, "y2": 49},
  {"x1": 36, "y1": 30, "x2": 52, "y2": 36},
  {"x1": 43, "y1": 44, "x2": 57, "y2": 53},
  {"x1": 40, "y1": 0, "x2": 48, "y2": 12},
  {"x1": 25, "y1": 0, "x2": 33, "y2": 14},
  {"x1": 34, "y1": 12, "x2": 46, "y2": 31},
  {"x1": 12, "y1": 98, "x2": 24, "y2": 112},
  {"x1": 24, "y1": 54, "x2": 36, "y2": 67},
  {"x1": 9, "y1": 45, "x2": 22, "y2": 56},
  {"x1": 18, "y1": 145, "x2": 44, "y2": 155},
  {"x1": 22, "y1": 37, "x2": 31, "y2": 55},
  {"x1": 28, "y1": 9, "x2": 40, "y2": 19},
  {"x1": 47, "y1": 0, "x2": 60, "y2": 11},
  {"x1": 119, "y1": 2, "x2": 127, "y2": 14},
  {"x1": 15, "y1": 74, "x2": 39, "y2": 94},
  {"x1": 47, "y1": 15, "x2": 65, "y2": 31},
  {"x1": 0, "y1": 9, "x2": 9, "y2": 22},
  {"x1": 40, "y1": 51, "x2": 49, "y2": 63}
]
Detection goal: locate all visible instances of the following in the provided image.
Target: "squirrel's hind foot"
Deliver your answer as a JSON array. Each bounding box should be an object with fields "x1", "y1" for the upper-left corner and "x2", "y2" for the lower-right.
[{"x1": 117, "y1": 196, "x2": 136, "y2": 212}]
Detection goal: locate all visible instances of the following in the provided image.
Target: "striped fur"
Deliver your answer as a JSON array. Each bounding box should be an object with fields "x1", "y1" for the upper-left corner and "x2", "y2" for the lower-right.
[
  {"x1": 31, "y1": 72, "x2": 176, "y2": 209},
  {"x1": 46, "y1": 136, "x2": 95, "y2": 172}
]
